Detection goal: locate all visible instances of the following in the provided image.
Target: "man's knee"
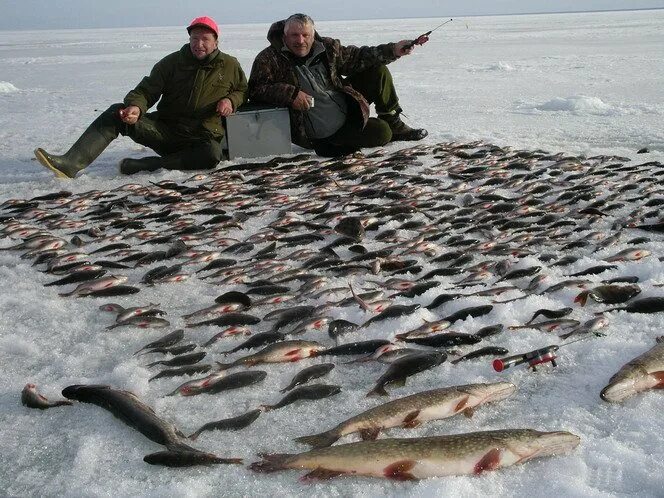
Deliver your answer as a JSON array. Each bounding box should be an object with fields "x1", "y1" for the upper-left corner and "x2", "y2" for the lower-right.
[
  {"x1": 364, "y1": 118, "x2": 392, "y2": 147},
  {"x1": 357, "y1": 64, "x2": 392, "y2": 88}
]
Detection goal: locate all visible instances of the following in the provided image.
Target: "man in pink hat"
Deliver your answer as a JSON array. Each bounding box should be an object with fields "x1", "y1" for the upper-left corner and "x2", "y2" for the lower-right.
[{"x1": 34, "y1": 16, "x2": 247, "y2": 178}]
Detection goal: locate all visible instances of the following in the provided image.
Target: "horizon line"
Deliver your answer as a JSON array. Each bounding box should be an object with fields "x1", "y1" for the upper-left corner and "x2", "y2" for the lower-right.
[{"x1": 0, "y1": 7, "x2": 662, "y2": 32}]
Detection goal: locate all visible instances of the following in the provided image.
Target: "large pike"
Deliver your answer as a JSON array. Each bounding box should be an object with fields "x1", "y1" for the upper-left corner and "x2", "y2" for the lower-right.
[
  {"x1": 252, "y1": 429, "x2": 580, "y2": 480},
  {"x1": 600, "y1": 336, "x2": 664, "y2": 402},
  {"x1": 296, "y1": 382, "x2": 516, "y2": 448}
]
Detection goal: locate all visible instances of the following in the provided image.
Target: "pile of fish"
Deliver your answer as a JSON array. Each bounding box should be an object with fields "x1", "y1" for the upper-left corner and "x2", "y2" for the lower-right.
[{"x1": 5, "y1": 140, "x2": 664, "y2": 480}]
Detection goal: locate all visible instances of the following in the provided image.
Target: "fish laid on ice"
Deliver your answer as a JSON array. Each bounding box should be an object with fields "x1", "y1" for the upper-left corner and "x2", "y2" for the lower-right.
[
  {"x1": 61, "y1": 384, "x2": 241, "y2": 466},
  {"x1": 600, "y1": 336, "x2": 664, "y2": 402},
  {"x1": 296, "y1": 382, "x2": 516, "y2": 448},
  {"x1": 253, "y1": 429, "x2": 579, "y2": 480},
  {"x1": 21, "y1": 383, "x2": 73, "y2": 409}
]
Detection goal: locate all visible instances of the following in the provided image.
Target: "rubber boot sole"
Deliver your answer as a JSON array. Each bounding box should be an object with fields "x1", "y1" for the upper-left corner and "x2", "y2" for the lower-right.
[{"x1": 34, "y1": 148, "x2": 75, "y2": 179}]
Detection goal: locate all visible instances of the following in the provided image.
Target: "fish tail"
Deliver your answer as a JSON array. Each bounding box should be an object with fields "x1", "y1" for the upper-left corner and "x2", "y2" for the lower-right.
[
  {"x1": 202, "y1": 336, "x2": 220, "y2": 348},
  {"x1": 249, "y1": 453, "x2": 295, "y2": 473},
  {"x1": 294, "y1": 430, "x2": 340, "y2": 448},
  {"x1": 574, "y1": 291, "x2": 589, "y2": 306},
  {"x1": 51, "y1": 400, "x2": 74, "y2": 407},
  {"x1": 216, "y1": 457, "x2": 244, "y2": 465}
]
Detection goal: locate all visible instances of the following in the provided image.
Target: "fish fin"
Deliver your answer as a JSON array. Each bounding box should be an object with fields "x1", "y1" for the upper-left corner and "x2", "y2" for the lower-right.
[
  {"x1": 392, "y1": 378, "x2": 407, "y2": 388},
  {"x1": 359, "y1": 428, "x2": 381, "y2": 441},
  {"x1": 574, "y1": 291, "x2": 589, "y2": 306},
  {"x1": 294, "y1": 430, "x2": 340, "y2": 448},
  {"x1": 474, "y1": 448, "x2": 501, "y2": 475},
  {"x1": 558, "y1": 331, "x2": 573, "y2": 340},
  {"x1": 463, "y1": 407, "x2": 475, "y2": 418},
  {"x1": 300, "y1": 467, "x2": 345, "y2": 481},
  {"x1": 249, "y1": 453, "x2": 294, "y2": 473},
  {"x1": 366, "y1": 384, "x2": 388, "y2": 397},
  {"x1": 383, "y1": 460, "x2": 417, "y2": 481},
  {"x1": 454, "y1": 395, "x2": 470, "y2": 413},
  {"x1": 401, "y1": 410, "x2": 421, "y2": 429},
  {"x1": 652, "y1": 371, "x2": 664, "y2": 387}
]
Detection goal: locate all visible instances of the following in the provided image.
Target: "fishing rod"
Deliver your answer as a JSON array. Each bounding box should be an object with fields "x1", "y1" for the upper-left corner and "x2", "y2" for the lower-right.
[
  {"x1": 492, "y1": 334, "x2": 601, "y2": 373},
  {"x1": 403, "y1": 18, "x2": 454, "y2": 50}
]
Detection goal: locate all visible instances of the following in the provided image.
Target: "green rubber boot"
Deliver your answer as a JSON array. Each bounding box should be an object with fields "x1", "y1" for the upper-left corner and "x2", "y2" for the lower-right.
[
  {"x1": 119, "y1": 142, "x2": 222, "y2": 175},
  {"x1": 118, "y1": 157, "x2": 163, "y2": 175},
  {"x1": 34, "y1": 118, "x2": 117, "y2": 179}
]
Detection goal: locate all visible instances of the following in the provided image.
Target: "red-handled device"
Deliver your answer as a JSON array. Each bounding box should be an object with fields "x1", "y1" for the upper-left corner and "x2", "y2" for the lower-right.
[{"x1": 493, "y1": 345, "x2": 559, "y2": 372}]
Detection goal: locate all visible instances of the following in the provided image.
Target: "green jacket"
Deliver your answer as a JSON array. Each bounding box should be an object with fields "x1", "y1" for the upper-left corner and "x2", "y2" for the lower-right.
[{"x1": 124, "y1": 44, "x2": 247, "y2": 140}]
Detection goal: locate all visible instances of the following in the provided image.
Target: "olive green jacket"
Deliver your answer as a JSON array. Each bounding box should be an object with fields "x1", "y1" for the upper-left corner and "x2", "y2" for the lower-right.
[{"x1": 124, "y1": 44, "x2": 247, "y2": 140}]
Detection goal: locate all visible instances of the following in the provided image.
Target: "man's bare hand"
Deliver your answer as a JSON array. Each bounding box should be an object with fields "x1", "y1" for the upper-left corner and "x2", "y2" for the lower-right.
[
  {"x1": 292, "y1": 91, "x2": 313, "y2": 111},
  {"x1": 216, "y1": 98, "x2": 234, "y2": 117},
  {"x1": 393, "y1": 37, "x2": 428, "y2": 57},
  {"x1": 118, "y1": 105, "x2": 141, "y2": 124}
]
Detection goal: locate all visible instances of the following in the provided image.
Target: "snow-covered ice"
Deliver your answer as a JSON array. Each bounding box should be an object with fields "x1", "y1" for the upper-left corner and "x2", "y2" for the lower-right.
[{"x1": 1, "y1": 9, "x2": 664, "y2": 497}]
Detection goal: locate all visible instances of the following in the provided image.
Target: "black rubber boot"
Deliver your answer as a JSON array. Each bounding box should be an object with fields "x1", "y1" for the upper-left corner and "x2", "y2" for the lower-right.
[
  {"x1": 119, "y1": 141, "x2": 222, "y2": 175},
  {"x1": 34, "y1": 116, "x2": 117, "y2": 179},
  {"x1": 118, "y1": 157, "x2": 163, "y2": 175},
  {"x1": 378, "y1": 112, "x2": 428, "y2": 142}
]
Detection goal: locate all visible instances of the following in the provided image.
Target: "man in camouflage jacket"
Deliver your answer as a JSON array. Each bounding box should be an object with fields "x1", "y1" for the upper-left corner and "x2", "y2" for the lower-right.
[
  {"x1": 248, "y1": 14, "x2": 427, "y2": 157},
  {"x1": 35, "y1": 16, "x2": 247, "y2": 178}
]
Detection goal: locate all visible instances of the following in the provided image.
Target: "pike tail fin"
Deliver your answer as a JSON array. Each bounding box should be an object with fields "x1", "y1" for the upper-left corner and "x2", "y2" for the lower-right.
[
  {"x1": 294, "y1": 429, "x2": 340, "y2": 448},
  {"x1": 249, "y1": 453, "x2": 295, "y2": 473}
]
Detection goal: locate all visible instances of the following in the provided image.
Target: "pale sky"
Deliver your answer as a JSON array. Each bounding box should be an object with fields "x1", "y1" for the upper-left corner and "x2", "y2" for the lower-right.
[{"x1": 1, "y1": 0, "x2": 663, "y2": 30}]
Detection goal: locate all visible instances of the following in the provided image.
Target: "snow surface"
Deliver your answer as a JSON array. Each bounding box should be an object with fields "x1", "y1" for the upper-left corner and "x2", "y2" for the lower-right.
[{"x1": 1, "y1": 9, "x2": 664, "y2": 498}]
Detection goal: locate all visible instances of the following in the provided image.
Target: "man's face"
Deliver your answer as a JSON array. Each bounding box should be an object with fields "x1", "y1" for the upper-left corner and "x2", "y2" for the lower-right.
[
  {"x1": 189, "y1": 27, "x2": 218, "y2": 60},
  {"x1": 284, "y1": 23, "x2": 314, "y2": 57}
]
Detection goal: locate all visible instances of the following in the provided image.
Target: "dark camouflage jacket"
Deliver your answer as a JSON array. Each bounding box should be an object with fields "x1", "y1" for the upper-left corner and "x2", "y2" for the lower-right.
[
  {"x1": 124, "y1": 44, "x2": 247, "y2": 140},
  {"x1": 248, "y1": 20, "x2": 398, "y2": 148}
]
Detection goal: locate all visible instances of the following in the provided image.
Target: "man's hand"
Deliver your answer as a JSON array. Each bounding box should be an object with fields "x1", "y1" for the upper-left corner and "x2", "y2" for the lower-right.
[
  {"x1": 216, "y1": 98, "x2": 234, "y2": 117},
  {"x1": 292, "y1": 90, "x2": 313, "y2": 111},
  {"x1": 118, "y1": 105, "x2": 141, "y2": 125},
  {"x1": 393, "y1": 36, "x2": 429, "y2": 57}
]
